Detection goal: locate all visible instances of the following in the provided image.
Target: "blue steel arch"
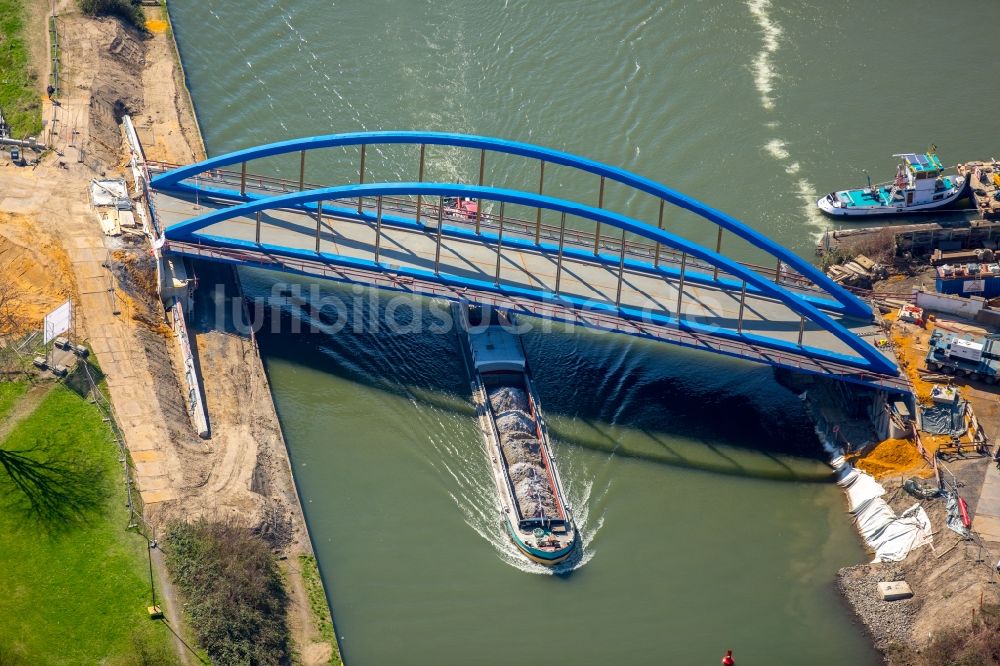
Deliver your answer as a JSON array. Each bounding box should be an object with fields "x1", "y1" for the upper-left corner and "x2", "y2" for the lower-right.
[
  {"x1": 150, "y1": 131, "x2": 871, "y2": 318},
  {"x1": 162, "y1": 182, "x2": 896, "y2": 375}
]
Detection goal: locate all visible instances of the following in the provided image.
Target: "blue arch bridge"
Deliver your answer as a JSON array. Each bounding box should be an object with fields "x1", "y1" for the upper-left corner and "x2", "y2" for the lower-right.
[{"x1": 142, "y1": 131, "x2": 906, "y2": 391}]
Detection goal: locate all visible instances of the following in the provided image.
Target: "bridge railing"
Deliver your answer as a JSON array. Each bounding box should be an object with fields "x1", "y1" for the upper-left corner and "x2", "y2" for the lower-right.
[
  {"x1": 147, "y1": 131, "x2": 872, "y2": 318},
  {"x1": 148, "y1": 159, "x2": 820, "y2": 295},
  {"x1": 161, "y1": 236, "x2": 908, "y2": 391}
]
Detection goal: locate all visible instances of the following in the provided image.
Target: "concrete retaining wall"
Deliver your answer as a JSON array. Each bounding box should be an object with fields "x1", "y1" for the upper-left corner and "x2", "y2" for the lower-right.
[
  {"x1": 915, "y1": 289, "x2": 986, "y2": 320},
  {"x1": 123, "y1": 115, "x2": 209, "y2": 439}
]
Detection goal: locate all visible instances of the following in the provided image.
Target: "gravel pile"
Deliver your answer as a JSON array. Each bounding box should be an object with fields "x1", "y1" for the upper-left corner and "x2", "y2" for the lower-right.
[
  {"x1": 514, "y1": 473, "x2": 558, "y2": 518},
  {"x1": 508, "y1": 461, "x2": 545, "y2": 484},
  {"x1": 495, "y1": 410, "x2": 537, "y2": 440},
  {"x1": 502, "y1": 438, "x2": 541, "y2": 465},
  {"x1": 488, "y1": 386, "x2": 558, "y2": 520},
  {"x1": 837, "y1": 563, "x2": 917, "y2": 652},
  {"x1": 489, "y1": 386, "x2": 529, "y2": 415}
]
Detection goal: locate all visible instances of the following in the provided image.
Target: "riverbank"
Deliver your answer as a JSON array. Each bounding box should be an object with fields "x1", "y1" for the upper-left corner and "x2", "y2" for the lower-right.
[
  {"x1": 0, "y1": 1, "x2": 339, "y2": 662},
  {"x1": 794, "y1": 286, "x2": 1000, "y2": 662}
]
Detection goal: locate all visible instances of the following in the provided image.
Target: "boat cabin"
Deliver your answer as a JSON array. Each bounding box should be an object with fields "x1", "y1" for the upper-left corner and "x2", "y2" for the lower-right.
[{"x1": 896, "y1": 152, "x2": 955, "y2": 206}]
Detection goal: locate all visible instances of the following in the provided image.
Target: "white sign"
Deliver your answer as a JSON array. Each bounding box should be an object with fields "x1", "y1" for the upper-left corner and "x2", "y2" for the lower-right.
[
  {"x1": 963, "y1": 279, "x2": 986, "y2": 294},
  {"x1": 43, "y1": 300, "x2": 72, "y2": 344}
]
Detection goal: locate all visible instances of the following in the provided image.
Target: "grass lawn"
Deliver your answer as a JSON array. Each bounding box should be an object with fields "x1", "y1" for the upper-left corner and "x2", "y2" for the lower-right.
[
  {"x1": 0, "y1": 380, "x2": 28, "y2": 420},
  {"x1": 299, "y1": 554, "x2": 343, "y2": 665},
  {"x1": 0, "y1": 0, "x2": 42, "y2": 138},
  {"x1": 0, "y1": 382, "x2": 177, "y2": 664}
]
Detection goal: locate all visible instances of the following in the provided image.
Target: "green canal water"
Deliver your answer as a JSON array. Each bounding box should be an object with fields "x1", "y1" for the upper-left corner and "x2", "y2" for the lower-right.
[{"x1": 167, "y1": 1, "x2": 1000, "y2": 663}]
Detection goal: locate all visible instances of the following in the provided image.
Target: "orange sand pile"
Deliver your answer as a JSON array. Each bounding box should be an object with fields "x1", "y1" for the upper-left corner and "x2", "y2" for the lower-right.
[
  {"x1": 145, "y1": 19, "x2": 168, "y2": 33},
  {"x1": 850, "y1": 437, "x2": 930, "y2": 479}
]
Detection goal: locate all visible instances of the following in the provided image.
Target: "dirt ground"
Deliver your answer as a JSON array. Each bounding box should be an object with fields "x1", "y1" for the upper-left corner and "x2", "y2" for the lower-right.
[
  {"x1": 0, "y1": 212, "x2": 75, "y2": 332},
  {"x1": 0, "y1": 3, "x2": 331, "y2": 662},
  {"x1": 839, "y1": 477, "x2": 999, "y2": 660}
]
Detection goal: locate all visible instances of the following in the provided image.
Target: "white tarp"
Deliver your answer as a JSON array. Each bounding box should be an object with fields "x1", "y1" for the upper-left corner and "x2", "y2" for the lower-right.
[
  {"x1": 841, "y1": 470, "x2": 886, "y2": 512},
  {"x1": 869, "y1": 504, "x2": 933, "y2": 563},
  {"x1": 89, "y1": 178, "x2": 128, "y2": 208},
  {"x1": 43, "y1": 300, "x2": 72, "y2": 344},
  {"x1": 838, "y1": 465, "x2": 933, "y2": 562}
]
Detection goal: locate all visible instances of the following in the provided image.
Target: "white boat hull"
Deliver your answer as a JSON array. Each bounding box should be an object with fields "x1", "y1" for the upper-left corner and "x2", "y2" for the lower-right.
[{"x1": 818, "y1": 176, "x2": 969, "y2": 219}]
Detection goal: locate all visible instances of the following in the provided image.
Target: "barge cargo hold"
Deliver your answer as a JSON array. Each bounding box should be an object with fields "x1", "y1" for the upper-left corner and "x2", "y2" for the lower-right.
[{"x1": 458, "y1": 306, "x2": 578, "y2": 566}]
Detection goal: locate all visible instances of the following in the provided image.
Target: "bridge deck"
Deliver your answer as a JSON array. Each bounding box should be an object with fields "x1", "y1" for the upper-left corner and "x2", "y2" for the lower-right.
[{"x1": 149, "y1": 188, "x2": 905, "y2": 390}]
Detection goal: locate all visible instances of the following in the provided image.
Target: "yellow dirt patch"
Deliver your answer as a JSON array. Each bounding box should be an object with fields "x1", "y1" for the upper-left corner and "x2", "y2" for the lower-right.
[
  {"x1": 0, "y1": 212, "x2": 76, "y2": 335},
  {"x1": 145, "y1": 19, "x2": 169, "y2": 33}
]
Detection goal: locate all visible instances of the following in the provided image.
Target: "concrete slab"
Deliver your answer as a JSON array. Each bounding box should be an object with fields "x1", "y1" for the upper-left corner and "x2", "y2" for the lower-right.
[
  {"x1": 972, "y1": 515, "x2": 1000, "y2": 542},
  {"x1": 116, "y1": 399, "x2": 145, "y2": 418},
  {"x1": 141, "y1": 489, "x2": 179, "y2": 504},
  {"x1": 877, "y1": 581, "x2": 913, "y2": 601},
  {"x1": 125, "y1": 437, "x2": 157, "y2": 452},
  {"x1": 135, "y1": 475, "x2": 171, "y2": 491},
  {"x1": 979, "y1": 481, "x2": 1000, "y2": 504},
  {"x1": 134, "y1": 461, "x2": 167, "y2": 478},
  {"x1": 89, "y1": 337, "x2": 111, "y2": 354},
  {"x1": 131, "y1": 449, "x2": 164, "y2": 462}
]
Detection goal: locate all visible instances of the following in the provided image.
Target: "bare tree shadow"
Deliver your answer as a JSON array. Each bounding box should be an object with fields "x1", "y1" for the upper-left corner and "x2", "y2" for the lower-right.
[{"x1": 0, "y1": 437, "x2": 107, "y2": 532}]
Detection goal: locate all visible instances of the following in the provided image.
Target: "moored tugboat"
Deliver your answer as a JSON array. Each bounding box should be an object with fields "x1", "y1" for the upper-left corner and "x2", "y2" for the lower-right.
[{"x1": 818, "y1": 150, "x2": 969, "y2": 218}]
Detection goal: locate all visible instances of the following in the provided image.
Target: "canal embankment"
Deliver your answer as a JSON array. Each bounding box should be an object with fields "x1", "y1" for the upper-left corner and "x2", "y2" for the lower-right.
[
  {"x1": 0, "y1": 1, "x2": 340, "y2": 662},
  {"x1": 141, "y1": 3, "x2": 343, "y2": 662}
]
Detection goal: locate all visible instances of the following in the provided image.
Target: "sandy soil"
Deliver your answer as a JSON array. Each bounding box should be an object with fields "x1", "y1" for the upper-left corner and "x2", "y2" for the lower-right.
[
  {"x1": 0, "y1": 212, "x2": 75, "y2": 331},
  {"x1": 0, "y1": 3, "x2": 333, "y2": 662},
  {"x1": 136, "y1": 6, "x2": 205, "y2": 164}
]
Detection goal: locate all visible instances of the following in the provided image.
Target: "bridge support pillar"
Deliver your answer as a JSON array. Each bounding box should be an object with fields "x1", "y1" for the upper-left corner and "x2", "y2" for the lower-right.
[
  {"x1": 416, "y1": 144, "x2": 426, "y2": 225},
  {"x1": 494, "y1": 202, "x2": 505, "y2": 285},
  {"x1": 476, "y1": 149, "x2": 485, "y2": 233},
  {"x1": 535, "y1": 160, "x2": 545, "y2": 244},
  {"x1": 314, "y1": 200, "x2": 323, "y2": 253},
  {"x1": 737, "y1": 281, "x2": 747, "y2": 333},
  {"x1": 555, "y1": 212, "x2": 566, "y2": 294},
  {"x1": 654, "y1": 199, "x2": 664, "y2": 267},
  {"x1": 676, "y1": 252, "x2": 687, "y2": 315},
  {"x1": 255, "y1": 211, "x2": 262, "y2": 244},
  {"x1": 713, "y1": 228, "x2": 723, "y2": 280},
  {"x1": 798, "y1": 315, "x2": 806, "y2": 346},
  {"x1": 240, "y1": 162, "x2": 247, "y2": 196},
  {"x1": 434, "y1": 196, "x2": 444, "y2": 275},
  {"x1": 357, "y1": 144, "x2": 367, "y2": 213},
  {"x1": 594, "y1": 175, "x2": 605, "y2": 255},
  {"x1": 615, "y1": 228, "x2": 627, "y2": 306},
  {"x1": 374, "y1": 196, "x2": 383, "y2": 263},
  {"x1": 299, "y1": 150, "x2": 306, "y2": 191},
  {"x1": 677, "y1": 252, "x2": 687, "y2": 314}
]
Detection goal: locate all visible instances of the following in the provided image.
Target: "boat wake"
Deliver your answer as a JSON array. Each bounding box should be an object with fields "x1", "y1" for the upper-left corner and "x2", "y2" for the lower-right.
[
  {"x1": 446, "y1": 452, "x2": 609, "y2": 576},
  {"x1": 424, "y1": 402, "x2": 610, "y2": 575},
  {"x1": 745, "y1": 0, "x2": 781, "y2": 110},
  {"x1": 749, "y1": 4, "x2": 829, "y2": 233}
]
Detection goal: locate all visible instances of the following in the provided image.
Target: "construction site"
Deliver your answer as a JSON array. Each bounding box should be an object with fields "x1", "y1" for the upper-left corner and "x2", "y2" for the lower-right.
[{"x1": 2, "y1": 1, "x2": 1000, "y2": 664}]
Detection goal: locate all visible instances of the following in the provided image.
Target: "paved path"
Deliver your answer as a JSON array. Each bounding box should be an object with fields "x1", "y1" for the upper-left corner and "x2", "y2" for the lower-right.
[{"x1": 973, "y1": 463, "x2": 1000, "y2": 552}]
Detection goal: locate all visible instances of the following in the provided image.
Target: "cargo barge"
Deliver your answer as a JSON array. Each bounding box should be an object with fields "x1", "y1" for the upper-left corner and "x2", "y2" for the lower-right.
[{"x1": 456, "y1": 305, "x2": 577, "y2": 566}]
